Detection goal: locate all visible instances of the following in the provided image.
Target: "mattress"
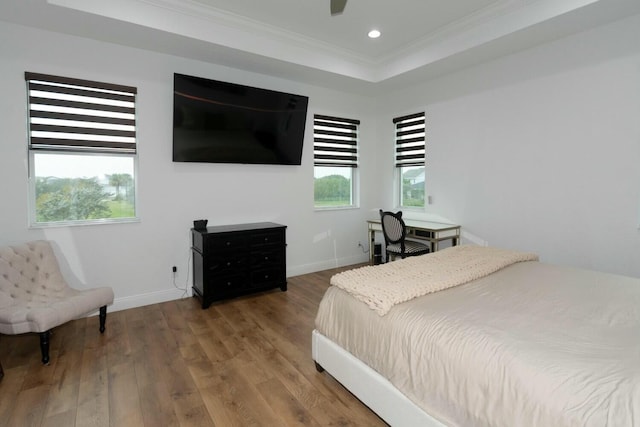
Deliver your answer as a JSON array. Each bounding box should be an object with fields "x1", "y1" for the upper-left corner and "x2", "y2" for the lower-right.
[{"x1": 315, "y1": 261, "x2": 640, "y2": 426}]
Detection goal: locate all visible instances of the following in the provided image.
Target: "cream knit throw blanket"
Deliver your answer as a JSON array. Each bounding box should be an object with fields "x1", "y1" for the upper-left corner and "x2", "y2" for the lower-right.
[{"x1": 330, "y1": 245, "x2": 538, "y2": 316}]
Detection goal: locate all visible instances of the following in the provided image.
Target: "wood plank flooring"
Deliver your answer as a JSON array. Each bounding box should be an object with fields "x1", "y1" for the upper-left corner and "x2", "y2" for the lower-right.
[{"x1": 0, "y1": 265, "x2": 387, "y2": 427}]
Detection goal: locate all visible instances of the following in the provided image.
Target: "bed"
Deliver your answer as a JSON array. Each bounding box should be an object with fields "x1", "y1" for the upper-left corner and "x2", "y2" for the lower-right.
[{"x1": 312, "y1": 245, "x2": 640, "y2": 427}]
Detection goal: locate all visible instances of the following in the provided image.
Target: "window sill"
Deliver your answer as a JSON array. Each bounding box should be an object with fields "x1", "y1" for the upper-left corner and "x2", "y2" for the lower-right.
[
  {"x1": 314, "y1": 205, "x2": 359, "y2": 212},
  {"x1": 29, "y1": 217, "x2": 141, "y2": 229}
]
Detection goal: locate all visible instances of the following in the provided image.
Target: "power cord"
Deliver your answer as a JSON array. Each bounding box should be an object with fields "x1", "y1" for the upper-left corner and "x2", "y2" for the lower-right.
[{"x1": 172, "y1": 249, "x2": 191, "y2": 299}]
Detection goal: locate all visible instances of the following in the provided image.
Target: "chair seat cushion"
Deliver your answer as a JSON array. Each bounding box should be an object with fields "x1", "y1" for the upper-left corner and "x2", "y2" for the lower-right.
[
  {"x1": 0, "y1": 286, "x2": 114, "y2": 335},
  {"x1": 387, "y1": 240, "x2": 430, "y2": 255},
  {"x1": 0, "y1": 240, "x2": 114, "y2": 335}
]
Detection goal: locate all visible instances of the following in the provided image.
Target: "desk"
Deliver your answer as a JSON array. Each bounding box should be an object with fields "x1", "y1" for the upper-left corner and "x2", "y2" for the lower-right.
[{"x1": 368, "y1": 219, "x2": 461, "y2": 264}]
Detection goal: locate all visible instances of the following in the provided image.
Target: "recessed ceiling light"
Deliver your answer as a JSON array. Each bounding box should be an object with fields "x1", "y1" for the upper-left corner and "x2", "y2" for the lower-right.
[{"x1": 368, "y1": 29, "x2": 381, "y2": 39}]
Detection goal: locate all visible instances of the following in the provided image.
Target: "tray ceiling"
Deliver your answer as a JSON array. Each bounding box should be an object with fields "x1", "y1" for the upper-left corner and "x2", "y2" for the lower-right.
[{"x1": 1, "y1": 0, "x2": 639, "y2": 92}]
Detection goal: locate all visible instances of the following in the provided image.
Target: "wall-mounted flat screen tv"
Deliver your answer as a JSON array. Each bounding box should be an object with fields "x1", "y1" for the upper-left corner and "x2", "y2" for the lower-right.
[{"x1": 173, "y1": 73, "x2": 309, "y2": 165}]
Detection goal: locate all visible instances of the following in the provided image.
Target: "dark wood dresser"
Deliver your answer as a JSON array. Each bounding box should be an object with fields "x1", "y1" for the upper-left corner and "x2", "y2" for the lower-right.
[{"x1": 191, "y1": 222, "x2": 287, "y2": 309}]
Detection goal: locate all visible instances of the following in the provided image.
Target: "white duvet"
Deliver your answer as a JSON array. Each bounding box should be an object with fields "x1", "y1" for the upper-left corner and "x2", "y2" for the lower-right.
[{"x1": 315, "y1": 261, "x2": 640, "y2": 426}]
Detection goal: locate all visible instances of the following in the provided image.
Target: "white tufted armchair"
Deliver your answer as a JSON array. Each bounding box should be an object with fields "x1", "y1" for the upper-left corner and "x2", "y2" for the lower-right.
[{"x1": 0, "y1": 240, "x2": 114, "y2": 364}]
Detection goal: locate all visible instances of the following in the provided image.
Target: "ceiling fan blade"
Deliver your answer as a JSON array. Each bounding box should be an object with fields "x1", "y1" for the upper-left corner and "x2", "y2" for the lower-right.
[{"x1": 330, "y1": 0, "x2": 347, "y2": 16}]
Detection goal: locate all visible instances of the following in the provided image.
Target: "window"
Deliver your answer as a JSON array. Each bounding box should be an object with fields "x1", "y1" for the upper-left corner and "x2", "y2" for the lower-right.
[
  {"x1": 394, "y1": 112, "x2": 425, "y2": 208},
  {"x1": 25, "y1": 72, "x2": 138, "y2": 226},
  {"x1": 313, "y1": 114, "x2": 360, "y2": 208}
]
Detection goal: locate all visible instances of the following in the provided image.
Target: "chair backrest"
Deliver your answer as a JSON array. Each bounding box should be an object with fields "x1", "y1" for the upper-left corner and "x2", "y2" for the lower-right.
[
  {"x1": 379, "y1": 210, "x2": 407, "y2": 246},
  {"x1": 0, "y1": 240, "x2": 69, "y2": 305}
]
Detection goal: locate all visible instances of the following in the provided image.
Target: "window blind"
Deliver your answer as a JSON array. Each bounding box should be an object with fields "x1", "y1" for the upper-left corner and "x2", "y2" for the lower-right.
[
  {"x1": 25, "y1": 72, "x2": 137, "y2": 154},
  {"x1": 313, "y1": 114, "x2": 359, "y2": 168},
  {"x1": 393, "y1": 112, "x2": 425, "y2": 168}
]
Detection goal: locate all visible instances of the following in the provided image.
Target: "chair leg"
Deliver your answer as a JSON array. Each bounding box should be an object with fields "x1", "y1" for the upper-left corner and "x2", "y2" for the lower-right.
[
  {"x1": 40, "y1": 330, "x2": 50, "y2": 365},
  {"x1": 99, "y1": 305, "x2": 107, "y2": 333}
]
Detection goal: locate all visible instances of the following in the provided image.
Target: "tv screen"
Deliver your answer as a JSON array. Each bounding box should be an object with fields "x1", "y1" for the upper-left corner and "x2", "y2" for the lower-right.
[{"x1": 173, "y1": 73, "x2": 308, "y2": 165}]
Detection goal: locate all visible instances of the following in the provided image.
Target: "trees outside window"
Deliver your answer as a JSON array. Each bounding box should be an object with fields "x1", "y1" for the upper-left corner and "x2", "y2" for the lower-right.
[
  {"x1": 32, "y1": 153, "x2": 136, "y2": 223},
  {"x1": 314, "y1": 170, "x2": 352, "y2": 207},
  {"x1": 400, "y1": 166, "x2": 425, "y2": 207}
]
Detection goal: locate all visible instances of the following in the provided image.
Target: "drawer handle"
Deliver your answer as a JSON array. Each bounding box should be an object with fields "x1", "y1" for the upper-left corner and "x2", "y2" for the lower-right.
[
  {"x1": 264, "y1": 256, "x2": 269, "y2": 261},
  {"x1": 226, "y1": 242, "x2": 231, "y2": 246},
  {"x1": 226, "y1": 262, "x2": 231, "y2": 267},
  {"x1": 264, "y1": 237, "x2": 269, "y2": 242},
  {"x1": 264, "y1": 274, "x2": 269, "y2": 279},
  {"x1": 226, "y1": 281, "x2": 232, "y2": 286}
]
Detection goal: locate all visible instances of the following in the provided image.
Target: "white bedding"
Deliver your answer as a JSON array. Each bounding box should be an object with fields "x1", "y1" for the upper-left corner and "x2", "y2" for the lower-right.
[{"x1": 315, "y1": 261, "x2": 640, "y2": 426}]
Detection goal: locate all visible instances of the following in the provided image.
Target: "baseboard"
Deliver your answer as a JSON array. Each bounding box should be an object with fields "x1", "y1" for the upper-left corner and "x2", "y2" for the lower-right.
[
  {"x1": 86, "y1": 257, "x2": 366, "y2": 316},
  {"x1": 82, "y1": 287, "x2": 191, "y2": 316},
  {"x1": 460, "y1": 230, "x2": 488, "y2": 247},
  {"x1": 114, "y1": 287, "x2": 192, "y2": 312}
]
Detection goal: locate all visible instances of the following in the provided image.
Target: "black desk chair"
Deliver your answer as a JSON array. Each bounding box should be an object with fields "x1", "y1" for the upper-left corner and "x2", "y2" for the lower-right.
[{"x1": 379, "y1": 209, "x2": 430, "y2": 262}]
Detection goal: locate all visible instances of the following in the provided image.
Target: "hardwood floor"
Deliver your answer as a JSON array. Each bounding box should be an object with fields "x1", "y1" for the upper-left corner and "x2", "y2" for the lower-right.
[{"x1": 0, "y1": 265, "x2": 387, "y2": 427}]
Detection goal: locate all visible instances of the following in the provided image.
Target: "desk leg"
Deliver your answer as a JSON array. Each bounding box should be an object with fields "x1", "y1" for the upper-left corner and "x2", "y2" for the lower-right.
[{"x1": 369, "y1": 229, "x2": 375, "y2": 265}]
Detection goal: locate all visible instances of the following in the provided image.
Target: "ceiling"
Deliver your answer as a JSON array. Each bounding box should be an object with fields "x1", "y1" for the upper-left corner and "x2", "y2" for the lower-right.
[
  {"x1": 2, "y1": 0, "x2": 640, "y2": 93},
  {"x1": 185, "y1": 0, "x2": 500, "y2": 59}
]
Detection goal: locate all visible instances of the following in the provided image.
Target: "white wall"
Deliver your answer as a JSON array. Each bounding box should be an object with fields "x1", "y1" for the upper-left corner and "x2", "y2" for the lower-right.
[
  {"x1": 0, "y1": 21, "x2": 380, "y2": 311},
  {"x1": 378, "y1": 13, "x2": 640, "y2": 276}
]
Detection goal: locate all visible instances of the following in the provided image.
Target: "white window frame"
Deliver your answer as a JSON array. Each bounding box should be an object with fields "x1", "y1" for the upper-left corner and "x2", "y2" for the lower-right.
[
  {"x1": 313, "y1": 114, "x2": 360, "y2": 210},
  {"x1": 25, "y1": 72, "x2": 139, "y2": 227},
  {"x1": 393, "y1": 112, "x2": 426, "y2": 209}
]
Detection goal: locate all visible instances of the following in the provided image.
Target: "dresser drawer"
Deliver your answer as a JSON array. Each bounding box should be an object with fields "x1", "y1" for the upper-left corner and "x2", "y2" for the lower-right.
[
  {"x1": 250, "y1": 248, "x2": 284, "y2": 269},
  {"x1": 210, "y1": 272, "x2": 249, "y2": 293},
  {"x1": 206, "y1": 255, "x2": 248, "y2": 274},
  {"x1": 205, "y1": 234, "x2": 248, "y2": 253},
  {"x1": 251, "y1": 267, "x2": 285, "y2": 285},
  {"x1": 250, "y1": 230, "x2": 284, "y2": 247}
]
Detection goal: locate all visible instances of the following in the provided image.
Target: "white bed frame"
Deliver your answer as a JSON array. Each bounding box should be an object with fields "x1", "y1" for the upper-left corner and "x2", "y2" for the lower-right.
[{"x1": 312, "y1": 330, "x2": 446, "y2": 427}]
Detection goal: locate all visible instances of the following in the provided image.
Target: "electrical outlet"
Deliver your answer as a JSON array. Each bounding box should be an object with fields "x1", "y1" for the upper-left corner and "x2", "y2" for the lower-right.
[
  {"x1": 172, "y1": 266, "x2": 177, "y2": 273},
  {"x1": 358, "y1": 241, "x2": 363, "y2": 248}
]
